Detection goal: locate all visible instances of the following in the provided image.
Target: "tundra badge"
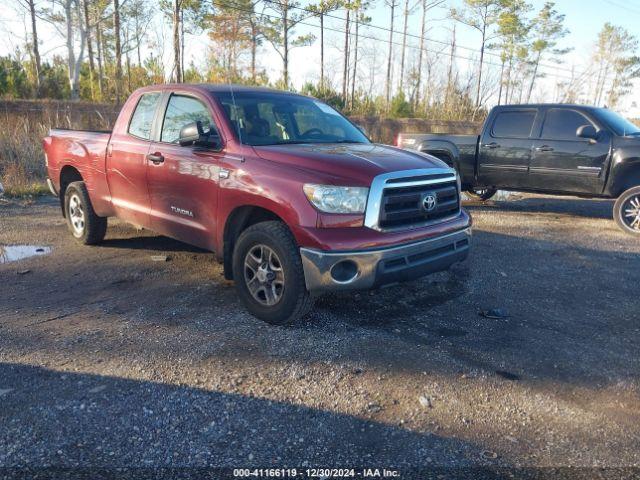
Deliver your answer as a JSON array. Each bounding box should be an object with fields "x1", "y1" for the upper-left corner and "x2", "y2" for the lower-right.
[{"x1": 170, "y1": 206, "x2": 194, "y2": 217}]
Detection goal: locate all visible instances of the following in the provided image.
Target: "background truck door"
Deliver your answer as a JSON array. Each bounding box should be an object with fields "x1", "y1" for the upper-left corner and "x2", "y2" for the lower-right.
[
  {"x1": 146, "y1": 93, "x2": 222, "y2": 250},
  {"x1": 106, "y1": 91, "x2": 161, "y2": 227},
  {"x1": 477, "y1": 108, "x2": 537, "y2": 189},
  {"x1": 528, "y1": 108, "x2": 610, "y2": 194}
]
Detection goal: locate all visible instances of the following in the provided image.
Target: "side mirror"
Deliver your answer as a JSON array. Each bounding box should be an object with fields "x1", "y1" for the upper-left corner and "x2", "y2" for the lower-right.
[
  {"x1": 179, "y1": 121, "x2": 220, "y2": 149},
  {"x1": 179, "y1": 121, "x2": 204, "y2": 146},
  {"x1": 577, "y1": 124, "x2": 598, "y2": 140}
]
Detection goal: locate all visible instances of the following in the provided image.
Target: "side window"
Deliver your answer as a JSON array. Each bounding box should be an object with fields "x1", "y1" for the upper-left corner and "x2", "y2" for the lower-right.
[
  {"x1": 128, "y1": 92, "x2": 161, "y2": 139},
  {"x1": 491, "y1": 110, "x2": 536, "y2": 138},
  {"x1": 161, "y1": 95, "x2": 217, "y2": 144},
  {"x1": 541, "y1": 109, "x2": 594, "y2": 140}
]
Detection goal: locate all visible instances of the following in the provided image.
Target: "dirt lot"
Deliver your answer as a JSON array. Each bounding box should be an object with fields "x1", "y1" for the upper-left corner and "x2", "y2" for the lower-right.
[{"x1": 1, "y1": 194, "x2": 639, "y2": 477}]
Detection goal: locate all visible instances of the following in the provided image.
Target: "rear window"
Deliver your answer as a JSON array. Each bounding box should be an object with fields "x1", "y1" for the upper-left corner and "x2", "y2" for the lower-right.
[
  {"x1": 128, "y1": 92, "x2": 161, "y2": 139},
  {"x1": 541, "y1": 109, "x2": 594, "y2": 140},
  {"x1": 491, "y1": 110, "x2": 536, "y2": 138}
]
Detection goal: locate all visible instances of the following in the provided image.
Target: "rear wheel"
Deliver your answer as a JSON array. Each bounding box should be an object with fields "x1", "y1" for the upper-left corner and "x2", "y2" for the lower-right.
[
  {"x1": 232, "y1": 221, "x2": 313, "y2": 325},
  {"x1": 614, "y1": 186, "x2": 640, "y2": 236},
  {"x1": 465, "y1": 187, "x2": 498, "y2": 201},
  {"x1": 64, "y1": 181, "x2": 107, "y2": 245}
]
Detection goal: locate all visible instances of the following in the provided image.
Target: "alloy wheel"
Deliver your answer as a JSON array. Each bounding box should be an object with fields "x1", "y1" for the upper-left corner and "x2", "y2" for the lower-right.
[
  {"x1": 622, "y1": 194, "x2": 640, "y2": 231},
  {"x1": 243, "y1": 244, "x2": 285, "y2": 306},
  {"x1": 68, "y1": 193, "x2": 85, "y2": 236}
]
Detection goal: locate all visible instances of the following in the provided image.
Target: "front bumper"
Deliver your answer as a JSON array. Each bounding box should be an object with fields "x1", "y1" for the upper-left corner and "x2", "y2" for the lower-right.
[{"x1": 300, "y1": 228, "x2": 471, "y2": 292}]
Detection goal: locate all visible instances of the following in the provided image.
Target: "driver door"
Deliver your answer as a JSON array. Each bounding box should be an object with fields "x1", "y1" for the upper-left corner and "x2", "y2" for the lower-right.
[{"x1": 147, "y1": 92, "x2": 224, "y2": 250}]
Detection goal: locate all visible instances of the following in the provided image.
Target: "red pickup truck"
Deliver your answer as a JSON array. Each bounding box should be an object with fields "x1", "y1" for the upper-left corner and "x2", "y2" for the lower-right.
[{"x1": 44, "y1": 84, "x2": 471, "y2": 324}]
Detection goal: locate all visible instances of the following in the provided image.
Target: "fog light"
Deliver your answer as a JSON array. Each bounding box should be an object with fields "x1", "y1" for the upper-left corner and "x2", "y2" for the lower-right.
[{"x1": 330, "y1": 260, "x2": 359, "y2": 283}]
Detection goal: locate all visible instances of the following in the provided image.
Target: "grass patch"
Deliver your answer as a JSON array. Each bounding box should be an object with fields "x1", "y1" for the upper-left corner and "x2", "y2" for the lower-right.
[{"x1": 2, "y1": 181, "x2": 50, "y2": 198}]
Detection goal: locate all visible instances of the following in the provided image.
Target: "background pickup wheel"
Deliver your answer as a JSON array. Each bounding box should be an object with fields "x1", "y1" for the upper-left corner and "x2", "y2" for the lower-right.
[
  {"x1": 63, "y1": 181, "x2": 107, "y2": 245},
  {"x1": 232, "y1": 221, "x2": 313, "y2": 325},
  {"x1": 465, "y1": 187, "x2": 498, "y2": 201},
  {"x1": 614, "y1": 186, "x2": 640, "y2": 236}
]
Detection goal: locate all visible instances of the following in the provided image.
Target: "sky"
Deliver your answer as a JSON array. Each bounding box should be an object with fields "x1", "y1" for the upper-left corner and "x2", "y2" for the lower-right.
[{"x1": 1, "y1": 0, "x2": 639, "y2": 115}]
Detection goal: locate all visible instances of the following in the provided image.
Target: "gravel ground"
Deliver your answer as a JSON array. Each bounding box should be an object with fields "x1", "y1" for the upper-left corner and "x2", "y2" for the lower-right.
[{"x1": 0, "y1": 194, "x2": 639, "y2": 478}]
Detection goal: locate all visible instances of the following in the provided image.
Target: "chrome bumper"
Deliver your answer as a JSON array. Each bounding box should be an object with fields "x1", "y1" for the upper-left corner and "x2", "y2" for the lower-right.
[{"x1": 300, "y1": 228, "x2": 471, "y2": 292}]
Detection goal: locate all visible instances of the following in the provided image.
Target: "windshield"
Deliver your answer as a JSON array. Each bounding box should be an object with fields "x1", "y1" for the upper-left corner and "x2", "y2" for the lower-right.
[
  {"x1": 215, "y1": 91, "x2": 370, "y2": 146},
  {"x1": 595, "y1": 108, "x2": 640, "y2": 136}
]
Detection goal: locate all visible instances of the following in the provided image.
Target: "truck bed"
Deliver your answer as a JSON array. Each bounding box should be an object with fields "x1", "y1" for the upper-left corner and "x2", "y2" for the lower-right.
[
  {"x1": 397, "y1": 133, "x2": 479, "y2": 186},
  {"x1": 44, "y1": 128, "x2": 113, "y2": 216}
]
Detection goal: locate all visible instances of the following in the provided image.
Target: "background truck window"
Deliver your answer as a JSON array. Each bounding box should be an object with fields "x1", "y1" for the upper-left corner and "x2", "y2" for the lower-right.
[
  {"x1": 491, "y1": 110, "x2": 537, "y2": 138},
  {"x1": 541, "y1": 109, "x2": 594, "y2": 140},
  {"x1": 128, "y1": 92, "x2": 161, "y2": 139}
]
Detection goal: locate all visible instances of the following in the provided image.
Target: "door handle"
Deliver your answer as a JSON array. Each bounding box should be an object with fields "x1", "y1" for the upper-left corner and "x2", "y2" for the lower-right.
[
  {"x1": 482, "y1": 142, "x2": 500, "y2": 149},
  {"x1": 147, "y1": 153, "x2": 164, "y2": 164},
  {"x1": 535, "y1": 145, "x2": 554, "y2": 152}
]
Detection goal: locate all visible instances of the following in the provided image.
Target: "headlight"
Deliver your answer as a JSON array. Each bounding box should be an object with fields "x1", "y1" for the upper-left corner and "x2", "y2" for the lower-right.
[{"x1": 303, "y1": 184, "x2": 369, "y2": 214}]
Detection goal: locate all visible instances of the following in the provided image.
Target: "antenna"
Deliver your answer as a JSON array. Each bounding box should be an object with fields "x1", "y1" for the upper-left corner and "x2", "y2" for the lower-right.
[{"x1": 228, "y1": 83, "x2": 243, "y2": 145}]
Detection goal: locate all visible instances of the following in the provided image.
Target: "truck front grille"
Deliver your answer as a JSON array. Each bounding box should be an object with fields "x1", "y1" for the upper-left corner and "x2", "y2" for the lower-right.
[
  {"x1": 364, "y1": 168, "x2": 460, "y2": 231},
  {"x1": 379, "y1": 181, "x2": 459, "y2": 229}
]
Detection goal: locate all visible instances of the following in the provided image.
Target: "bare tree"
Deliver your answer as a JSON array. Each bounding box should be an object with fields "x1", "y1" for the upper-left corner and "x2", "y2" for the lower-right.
[
  {"x1": 341, "y1": 1, "x2": 351, "y2": 102},
  {"x1": 308, "y1": 0, "x2": 340, "y2": 86},
  {"x1": 526, "y1": 1, "x2": 568, "y2": 103},
  {"x1": 450, "y1": 0, "x2": 502, "y2": 107},
  {"x1": 412, "y1": 0, "x2": 445, "y2": 107},
  {"x1": 264, "y1": 0, "x2": 315, "y2": 87},
  {"x1": 384, "y1": 0, "x2": 397, "y2": 106},
  {"x1": 172, "y1": 0, "x2": 182, "y2": 82},
  {"x1": 40, "y1": 0, "x2": 87, "y2": 100},
  {"x1": 113, "y1": 0, "x2": 123, "y2": 100},
  {"x1": 350, "y1": 6, "x2": 370, "y2": 107},
  {"x1": 16, "y1": 0, "x2": 43, "y2": 95}
]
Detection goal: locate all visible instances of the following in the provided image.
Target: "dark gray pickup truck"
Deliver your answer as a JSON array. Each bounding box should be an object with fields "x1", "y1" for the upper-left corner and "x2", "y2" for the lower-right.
[{"x1": 398, "y1": 104, "x2": 640, "y2": 235}]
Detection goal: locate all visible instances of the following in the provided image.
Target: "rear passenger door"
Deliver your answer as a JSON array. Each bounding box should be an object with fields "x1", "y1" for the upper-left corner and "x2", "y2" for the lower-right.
[
  {"x1": 477, "y1": 108, "x2": 537, "y2": 189},
  {"x1": 107, "y1": 91, "x2": 161, "y2": 227},
  {"x1": 528, "y1": 108, "x2": 610, "y2": 194}
]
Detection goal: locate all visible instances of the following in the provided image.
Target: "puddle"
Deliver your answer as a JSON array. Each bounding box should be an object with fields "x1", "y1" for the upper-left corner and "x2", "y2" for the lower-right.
[
  {"x1": 461, "y1": 190, "x2": 514, "y2": 202},
  {"x1": 0, "y1": 245, "x2": 52, "y2": 264}
]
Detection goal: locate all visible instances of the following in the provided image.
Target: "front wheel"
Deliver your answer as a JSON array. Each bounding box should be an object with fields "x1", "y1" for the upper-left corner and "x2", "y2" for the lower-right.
[
  {"x1": 232, "y1": 221, "x2": 313, "y2": 325},
  {"x1": 64, "y1": 181, "x2": 107, "y2": 245},
  {"x1": 614, "y1": 186, "x2": 640, "y2": 236},
  {"x1": 465, "y1": 187, "x2": 498, "y2": 201}
]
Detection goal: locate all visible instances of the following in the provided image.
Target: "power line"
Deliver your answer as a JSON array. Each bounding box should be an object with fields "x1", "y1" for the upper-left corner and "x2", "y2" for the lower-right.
[
  {"x1": 601, "y1": 0, "x2": 640, "y2": 16},
  {"x1": 258, "y1": 0, "x2": 588, "y2": 77},
  {"x1": 210, "y1": 0, "x2": 611, "y2": 85}
]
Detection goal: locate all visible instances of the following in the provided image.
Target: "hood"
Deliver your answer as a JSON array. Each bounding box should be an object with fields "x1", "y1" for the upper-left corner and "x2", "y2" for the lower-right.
[{"x1": 252, "y1": 143, "x2": 449, "y2": 185}]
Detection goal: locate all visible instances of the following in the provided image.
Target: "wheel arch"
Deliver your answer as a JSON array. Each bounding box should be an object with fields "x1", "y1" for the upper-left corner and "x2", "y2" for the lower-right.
[
  {"x1": 609, "y1": 158, "x2": 640, "y2": 197},
  {"x1": 221, "y1": 205, "x2": 288, "y2": 280},
  {"x1": 418, "y1": 140, "x2": 460, "y2": 169},
  {"x1": 58, "y1": 165, "x2": 84, "y2": 217}
]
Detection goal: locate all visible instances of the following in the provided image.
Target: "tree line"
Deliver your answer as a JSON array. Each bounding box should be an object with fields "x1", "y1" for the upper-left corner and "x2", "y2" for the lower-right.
[{"x1": 2, "y1": 0, "x2": 639, "y2": 119}]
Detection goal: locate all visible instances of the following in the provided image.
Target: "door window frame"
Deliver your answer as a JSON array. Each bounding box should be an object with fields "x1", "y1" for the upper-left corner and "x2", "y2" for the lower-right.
[
  {"x1": 489, "y1": 108, "x2": 539, "y2": 140},
  {"x1": 538, "y1": 108, "x2": 599, "y2": 142},
  {"x1": 152, "y1": 91, "x2": 225, "y2": 151}
]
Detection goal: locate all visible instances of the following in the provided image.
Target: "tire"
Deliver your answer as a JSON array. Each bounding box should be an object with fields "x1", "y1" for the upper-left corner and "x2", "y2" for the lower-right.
[
  {"x1": 63, "y1": 181, "x2": 107, "y2": 245},
  {"x1": 613, "y1": 186, "x2": 640, "y2": 236},
  {"x1": 232, "y1": 221, "x2": 313, "y2": 325},
  {"x1": 465, "y1": 187, "x2": 498, "y2": 201}
]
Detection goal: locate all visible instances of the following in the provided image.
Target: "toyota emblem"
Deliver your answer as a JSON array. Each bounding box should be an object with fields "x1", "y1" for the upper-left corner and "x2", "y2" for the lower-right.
[{"x1": 422, "y1": 193, "x2": 437, "y2": 212}]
